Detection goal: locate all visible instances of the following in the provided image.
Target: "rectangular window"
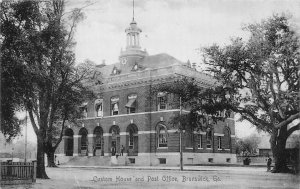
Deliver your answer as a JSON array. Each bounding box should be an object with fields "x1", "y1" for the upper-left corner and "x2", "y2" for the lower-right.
[
  {"x1": 208, "y1": 158, "x2": 213, "y2": 163},
  {"x1": 129, "y1": 135, "x2": 134, "y2": 149},
  {"x1": 95, "y1": 99, "x2": 103, "y2": 117},
  {"x1": 158, "y1": 133, "x2": 168, "y2": 147},
  {"x1": 96, "y1": 104, "x2": 103, "y2": 117},
  {"x1": 80, "y1": 103, "x2": 88, "y2": 118},
  {"x1": 126, "y1": 94, "x2": 137, "y2": 114},
  {"x1": 157, "y1": 92, "x2": 167, "y2": 110},
  {"x1": 218, "y1": 136, "x2": 222, "y2": 149},
  {"x1": 111, "y1": 97, "x2": 119, "y2": 115},
  {"x1": 185, "y1": 133, "x2": 193, "y2": 148},
  {"x1": 83, "y1": 107, "x2": 87, "y2": 118},
  {"x1": 159, "y1": 158, "x2": 166, "y2": 164},
  {"x1": 198, "y1": 134, "x2": 203, "y2": 149},
  {"x1": 129, "y1": 158, "x2": 135, "y2": 164}
]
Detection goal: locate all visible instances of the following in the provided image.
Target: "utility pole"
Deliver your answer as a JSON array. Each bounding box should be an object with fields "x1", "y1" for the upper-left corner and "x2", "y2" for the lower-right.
[
  {"x1": 179, "y1": 96, "x2": 183, "y2": 171},
  {"x1": 12, "y1": 148, "x2": 14, "y2": 161},
  {"x1": 25, "y1": 110, "x2": 28, "y2": 162}
]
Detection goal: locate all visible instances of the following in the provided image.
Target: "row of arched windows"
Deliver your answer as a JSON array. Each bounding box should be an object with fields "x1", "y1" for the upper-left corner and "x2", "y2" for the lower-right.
[{"x1": 64, "y1": 124, "x2": 231, "y2": 156}]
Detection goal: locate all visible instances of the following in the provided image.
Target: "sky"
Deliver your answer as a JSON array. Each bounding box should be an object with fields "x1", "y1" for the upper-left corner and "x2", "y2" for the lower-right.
[
  {"x1": 13, "y1": 0, "x2": 300, "y2": 143},
  {"x1": 69, "y1": 0, "x2": 300, "y2": 67}
]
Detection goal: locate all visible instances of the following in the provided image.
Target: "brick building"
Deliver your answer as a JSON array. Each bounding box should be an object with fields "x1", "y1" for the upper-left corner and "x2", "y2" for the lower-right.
[{"x1": 55, "y1": 17, "x2": 237, "y2": 166}]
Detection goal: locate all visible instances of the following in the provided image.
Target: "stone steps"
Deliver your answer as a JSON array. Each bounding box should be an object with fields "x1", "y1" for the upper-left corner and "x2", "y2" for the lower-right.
[{"x1": 61, "y1": 156, "x2": 137, "y2": 166}]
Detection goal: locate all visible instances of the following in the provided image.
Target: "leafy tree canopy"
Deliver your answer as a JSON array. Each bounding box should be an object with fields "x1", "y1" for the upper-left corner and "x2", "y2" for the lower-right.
[
  {"x1": 0, "y1": 0, "x2": 98, "y2": 177},
  {"x1": 155, "y1": 13, "x2": 299, "y2": 173}
]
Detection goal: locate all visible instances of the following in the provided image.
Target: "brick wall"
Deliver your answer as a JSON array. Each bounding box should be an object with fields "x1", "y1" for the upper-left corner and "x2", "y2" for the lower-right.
[{"x1": 56, "y1": 80, "x2": 236, "y2": 157}]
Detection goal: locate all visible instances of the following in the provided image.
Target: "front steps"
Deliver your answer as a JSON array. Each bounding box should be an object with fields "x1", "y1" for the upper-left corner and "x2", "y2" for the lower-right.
[{"x1": 60, "y1": 156, "x2": 137, "y2": 166}]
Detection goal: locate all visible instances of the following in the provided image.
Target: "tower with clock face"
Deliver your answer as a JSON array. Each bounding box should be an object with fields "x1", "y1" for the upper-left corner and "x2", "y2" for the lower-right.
[{"x1": 119, "y1": 18, "x2": 148, "y2": 65}]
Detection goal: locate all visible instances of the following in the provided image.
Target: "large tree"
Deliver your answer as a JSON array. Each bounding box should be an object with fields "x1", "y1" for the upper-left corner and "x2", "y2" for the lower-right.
[
  {"x1": 155, "y1": 14, "x2": 299, "y2": 173},
  {"x1": 202, "y1": 14, "x2": 299, "y2": 173},
  {"x1": 1, "y1": 0, "x2": 96, "y2": 178}
]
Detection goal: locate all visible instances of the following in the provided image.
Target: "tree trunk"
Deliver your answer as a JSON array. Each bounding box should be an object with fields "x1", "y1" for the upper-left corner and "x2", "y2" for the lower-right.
[
  {"x1": 47, "y1": 149, "x2": 57, "y2": 167},
  {"x1": 36, "y1": 135, "x2": 49, "y2": 179},
  {"x1": 270, "y1": 127, "x2": 290, "y2": 173}
]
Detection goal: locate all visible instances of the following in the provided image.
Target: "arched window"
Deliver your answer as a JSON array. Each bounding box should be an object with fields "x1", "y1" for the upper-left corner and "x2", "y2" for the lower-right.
[
  {"x1": 79, "y1": 128, "x2": 88, "y2": 150},
  {"x1": 218, "y1": 136, "x2": 222, "y2": 149},
  {"x1": 157, "y1": 124, "x2": 168, "y2": 147},
  {"x1": 94, "y1": 127, "x2": 103, "y2": 149},
  {"x1": 64, "y1": 128, "x2": 74, "y2": 156},
  {"x1": 126, "y1": 124, "x2": 139, "y2": 156},
  {"x1": 128, "y1": 128, "x2": 134, "y2": 149},
  {"x1": 111, "y1": 97, "x2": 119, "y2": 115}
]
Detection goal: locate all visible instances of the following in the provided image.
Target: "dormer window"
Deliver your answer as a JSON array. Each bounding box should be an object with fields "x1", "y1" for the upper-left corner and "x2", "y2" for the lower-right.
[
  {"x1": 126, "y1": 94, "x2": 137, "y2": 114},
  {"x1": 111, "y1": 97, "x2": 119, "y2": 115},
  {"x1": 157, "y1": 92, "x2": 167, "y2": 111},
  {"x1": 112, "y1": 66, "x2": 120, "y2": 75},
  {"x1": 131, "y1": 63, "x2": 139, "y2": 71},
  {"x1": 95, "y1": 99, "x2": 103, "y2": 117}
]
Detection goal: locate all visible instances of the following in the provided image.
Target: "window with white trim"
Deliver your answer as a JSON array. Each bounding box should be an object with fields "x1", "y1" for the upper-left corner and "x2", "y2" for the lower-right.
[
  {"x1": 80, "y1": 102, "x2": 88, "y2": 118},
  {"x1": 95, "y1": 99, "x2": 103, "y2": 117},
  {"x1": 111, "y1": 97, "x2": 119, "y2": 115},
  {"x1": 126, "y1": 94, "x2": 137, "y2": 114},
  {"x1": 218, "y1": 136, "x2": 222, "y2": 149},
  {"x1": 158, "y1": 125, "x2": 168, "y2": 148},
  {"x1": 94, "y1": 127, "x2": 102, "y2": 149},
  {"x1": 157, "y1": 92, "x2": 167, "y2": 110},
  {"x1": 129, "y1": 132, "x2": 134, "y2": 149},
  {"x1": 198, "y1": 134, "x2": 203, "y2": 149}
]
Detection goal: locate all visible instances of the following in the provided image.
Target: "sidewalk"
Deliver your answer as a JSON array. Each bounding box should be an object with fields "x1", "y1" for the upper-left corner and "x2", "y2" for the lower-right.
[{"x1": 58, "y1": 164, "x2": 267, "y2": 172}]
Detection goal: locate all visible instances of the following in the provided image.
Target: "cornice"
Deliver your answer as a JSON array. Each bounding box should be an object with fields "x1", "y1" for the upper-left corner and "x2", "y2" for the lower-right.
[{"x1": 92, "y1": 65, "x2": 216, "y2": 92}]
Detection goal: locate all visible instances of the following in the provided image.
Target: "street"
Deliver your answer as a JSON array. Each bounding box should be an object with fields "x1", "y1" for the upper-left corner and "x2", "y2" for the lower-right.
[{"x1": 1, "y1": 166, "x2": 299, "y2": 189}]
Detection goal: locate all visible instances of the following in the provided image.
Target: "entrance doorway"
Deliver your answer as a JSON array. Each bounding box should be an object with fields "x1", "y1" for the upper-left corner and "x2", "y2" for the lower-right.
[
  {"x1": 79, "y1": 128, "x2": 88, "y2": 156},
  {"x1": 109, "y1": 125, "x2": 120, "y2": 156},
  {"x1": 111, "y1": 141, "x2": 116, "y2": 156},
  {"x1": 94, "y1": 126, "x2": 104, "y2": 156},
  {"x1": 126, "y1": 124, "x2": 138, "y2": 156},
  {"x1": 64, "y1": 128, "x2": 74, "y2": 156}
]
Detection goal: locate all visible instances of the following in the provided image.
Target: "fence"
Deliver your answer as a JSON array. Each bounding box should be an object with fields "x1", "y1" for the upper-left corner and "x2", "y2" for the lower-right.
[{"x1": 0, "y1": 161, "x2": 37, "y2": 185}]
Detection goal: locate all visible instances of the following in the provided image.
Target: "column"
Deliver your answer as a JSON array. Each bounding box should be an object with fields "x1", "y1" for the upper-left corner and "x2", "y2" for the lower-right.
[
  {"x1": 133, "y1": 34, "x2": 136, "y2": 46},
  {"x1": 120, "y1": 132, "x2": 128, "y2": 156},
  {"x1": 103, "y1": 133, "x2": 111, "y2": 156},
  {"x1": 56, "y1": 136, "x2": 65, "y2": 155},
  {"x1": 88, "y1": 134, "x2": 94, "y2": 156},
  {"x1": 73, "y1": 135, "x2": 81, "y2": 156},
  {"x1": 137, "y1": 33, "x2": 140, "y2": 46},
  {"x1": 127, "y1": 34, "x2": 130, "y2": 47}
]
